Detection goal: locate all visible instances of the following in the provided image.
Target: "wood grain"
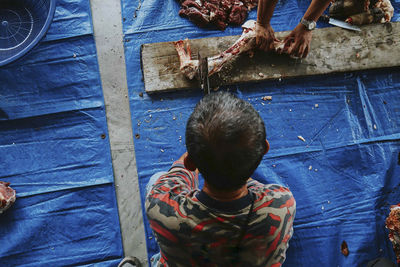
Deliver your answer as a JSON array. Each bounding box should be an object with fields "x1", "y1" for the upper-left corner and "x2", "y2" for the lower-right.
[{"x1": 141, "y1": 22, "x2": 399, "y2": 94}]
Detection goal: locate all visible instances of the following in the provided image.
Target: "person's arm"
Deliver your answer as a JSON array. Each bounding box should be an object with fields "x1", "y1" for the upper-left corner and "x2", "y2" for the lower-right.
[
  {"x1": 147, "y1": 152, "x2": 199, "y2": 201},
  {"x1": 283, "y1": 0, "x2": 332, "y2": 58},
  {"x1": 303, "y1": 0, "x2": 332, "y2": 22},
  {"x1": 168, "y1": 152, "x2": 199, "y2": 180},
  {"x1": 256, "y1": 0, "x2": 279, "y2": 51},
  {"x1": 257, "y1": 0, "x2": 279, "y2": 26}
]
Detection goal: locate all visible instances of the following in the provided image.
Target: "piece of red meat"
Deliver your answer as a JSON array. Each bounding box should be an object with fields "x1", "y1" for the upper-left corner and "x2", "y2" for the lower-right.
[
  {"x1": 229, "y1": 2, "x2": 248, "y2": 25},
  {"x1": 203, "y1": 2, "x2": 228, "y2": 30},
  {"x1": 386, "y1": 204, "x2": 400, "y2": 264},
  {"x1": 179, "y1": 1, "x2": 210, "y2": 28},
  {"x1": 0, "y1": 181, "x2": 16, "y2": 214},
  {"x1": 177, "y1": 0, "x2": 258, "y2": 30},
  {"x1": 242, "y1": 0, "x2": 258, "y2": 9}
]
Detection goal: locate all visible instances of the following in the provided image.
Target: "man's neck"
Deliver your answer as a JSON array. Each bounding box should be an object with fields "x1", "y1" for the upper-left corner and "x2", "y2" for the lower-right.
[{"x1": 202, "y1": 182, "x2": 248, "y2": 202}]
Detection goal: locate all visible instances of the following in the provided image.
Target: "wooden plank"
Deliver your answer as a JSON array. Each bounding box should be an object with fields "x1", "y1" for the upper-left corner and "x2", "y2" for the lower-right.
[{"x1": 141, "y1": 22, "x2": 400, "y2": 94}]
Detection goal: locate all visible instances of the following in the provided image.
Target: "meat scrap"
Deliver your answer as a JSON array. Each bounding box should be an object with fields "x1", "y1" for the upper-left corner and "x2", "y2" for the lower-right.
[
  {"x1": 0, "y1": 181, "x2": 16, "y2": 214},
  {"x1": 177, "y1": 0, "x2": 258, "y2": 30},
  {"x1": 341, "y1": 240, "x2": 349, "y2": 256},
  {"x1": 374, "y1": 0, "x2": 394, "y2": 23},
  {"x1": 329, "y1": 0, "x2": 394, "y2": 25},
  {"x1": 174, "y1": 20, "x2": 284, "y2": 81},
  {"x1": 386, "y1": 204, "x2": 400, "y2": 264}
]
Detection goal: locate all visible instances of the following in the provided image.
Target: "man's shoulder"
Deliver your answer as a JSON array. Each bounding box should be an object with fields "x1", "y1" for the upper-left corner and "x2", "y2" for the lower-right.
[
  {"x1": 249, "y1": 179, "x2": 293, "y2": 196},
  {"x1": 249, "y1": 181, "x2": 296, "y2": 212},
  {"x1": 265, "y1": 183, "x2": 293, "y2": 195}
]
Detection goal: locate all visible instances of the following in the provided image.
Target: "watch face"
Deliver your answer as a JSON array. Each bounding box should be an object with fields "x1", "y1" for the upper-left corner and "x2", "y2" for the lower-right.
[
  {"x1": 301, "y1": 18, "x2": 316, "y2": 30},
  {"x1": 309, "y1": 21, "x2": 316, "y2": 30}
]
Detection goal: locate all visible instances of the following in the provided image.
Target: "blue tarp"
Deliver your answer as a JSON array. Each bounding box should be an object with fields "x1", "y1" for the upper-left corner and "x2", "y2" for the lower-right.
[
  {"x1": 122, "y1": 0, "x2": 400, "y2": 266},
  {"x1": 0, "y1": 0, "x2": 123, "y2": 265}
]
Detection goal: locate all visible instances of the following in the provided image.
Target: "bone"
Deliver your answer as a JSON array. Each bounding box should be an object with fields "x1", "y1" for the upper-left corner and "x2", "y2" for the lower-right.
[{"x1": 174, "y1": 20, "x2": 284, "y2": 80}]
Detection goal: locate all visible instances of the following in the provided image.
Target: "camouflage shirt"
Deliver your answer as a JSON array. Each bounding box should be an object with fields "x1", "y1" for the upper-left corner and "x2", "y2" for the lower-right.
[{"x1": 145, "y1": 161, "x2": 296, "y2": 267}]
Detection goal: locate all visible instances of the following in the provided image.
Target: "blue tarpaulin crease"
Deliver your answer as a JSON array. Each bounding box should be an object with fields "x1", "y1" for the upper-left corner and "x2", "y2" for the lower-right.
[
  {"x1": 0, "y1": 0, "x2": 123, "y2": 265},
  {"x1": 121, "y1": 0, "x2": 400, "y2": 266}
]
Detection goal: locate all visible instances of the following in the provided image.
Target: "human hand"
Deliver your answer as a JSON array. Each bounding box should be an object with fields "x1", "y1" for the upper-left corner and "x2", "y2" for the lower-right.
[
  {"x1": 282, "y1": 23, "x2": 313, "y2": 58},
  {"x1": 179, "y1": 152, "x2": 198, "y2": 174},
  {"x1": 255, "y1": 22, "x2": 278, "y2": 52},
  {"x1": 178, "y1": 152, "x2": 189, "y2": 163}
]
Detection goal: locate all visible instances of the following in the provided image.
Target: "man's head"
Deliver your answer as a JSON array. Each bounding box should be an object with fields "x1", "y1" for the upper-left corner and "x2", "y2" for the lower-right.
[{"x1": 186, "y1": 92, "x2": 268, "y2": 192}]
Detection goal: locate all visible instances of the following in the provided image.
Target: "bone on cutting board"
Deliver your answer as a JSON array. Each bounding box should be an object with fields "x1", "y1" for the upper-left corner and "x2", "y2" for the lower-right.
[{"x1": 174, "y1": 20, "x2": 284, "y2": 80}]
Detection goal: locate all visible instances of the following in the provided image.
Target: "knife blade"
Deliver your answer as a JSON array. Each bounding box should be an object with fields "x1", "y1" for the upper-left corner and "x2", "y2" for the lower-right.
[
  {"x1": 319, "y1": 15, "x2": 361, "y2": 32},
  {"x1": 197, "y1": 51, "x2": 210, "y2": 95}
]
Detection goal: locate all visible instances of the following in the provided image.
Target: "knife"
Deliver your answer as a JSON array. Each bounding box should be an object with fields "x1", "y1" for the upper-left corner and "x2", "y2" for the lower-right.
[
  {"x1": 197, "y1": 51, "x2": 210, "y2": 95},
  {"x1": 319, "y1": 14, "x2": 361, "y2": 32}
]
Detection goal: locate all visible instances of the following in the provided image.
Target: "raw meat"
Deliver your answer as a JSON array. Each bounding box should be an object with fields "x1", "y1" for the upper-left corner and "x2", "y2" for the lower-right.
[
  {"x1": 329, "y1": 0, "x2": 393, "y2": 25},
  {"x1": 174, "y1": 20, "x2": 284, "y2": 80},
  {"x1": 174, "y1": 38, "x2": 198, "y2": 80},
  {"x1": 373, "y1": 0, "x2": 393, "y2": 23},
  {"x1": 0, "y1": 181, "x2": 16, "y2": 214},
  {"x1": 340, "y1": 241, "x2": 349, "y2": 256},
  {"x1": 386, "y1": 204, "x2": 400, "y2": 264},
  {"x1": 177, "y1": 0, "x2": 258, "y2": 30}
]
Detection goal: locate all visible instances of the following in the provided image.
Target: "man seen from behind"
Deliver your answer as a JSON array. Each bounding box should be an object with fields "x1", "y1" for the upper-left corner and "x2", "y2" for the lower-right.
[{"x1": 146, "y1": 92, "x2": 296, "y2": 266}]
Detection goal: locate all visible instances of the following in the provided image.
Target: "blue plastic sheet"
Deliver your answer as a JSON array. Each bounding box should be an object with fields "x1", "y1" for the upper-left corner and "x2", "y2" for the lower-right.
[
  {"x1": 0, "y1": 0, "x2": 123, "y2": 265},
  {"x1": 122, "y1": 0, "x2": 400, "y2": 266}
]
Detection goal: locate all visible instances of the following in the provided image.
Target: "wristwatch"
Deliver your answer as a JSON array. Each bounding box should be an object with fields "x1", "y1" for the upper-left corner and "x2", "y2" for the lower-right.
[{"x1": 300, "y1": 18, "x2": 316, "y2": 31}]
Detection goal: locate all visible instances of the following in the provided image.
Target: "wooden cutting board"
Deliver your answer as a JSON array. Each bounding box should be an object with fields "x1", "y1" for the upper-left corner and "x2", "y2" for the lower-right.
[{"x1": 141, "y1": 22, "x2": 399, "y2": 94}]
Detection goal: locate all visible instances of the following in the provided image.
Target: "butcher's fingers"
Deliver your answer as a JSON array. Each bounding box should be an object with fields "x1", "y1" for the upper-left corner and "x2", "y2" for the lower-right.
[
  {"x1": 257, "y1": 37, "x2": 267, "y2": 51},
  {"x1": 267, "y1": 39, "x2": 276, "y2": 51},
  {"x1": 256, "y1": 34, "x2": 261, "y2": 47},
  {"x1": 256, "y1": 32, "x2": 265, "y2": 47},
  {"x1": 281, "y1": 36, "x2": 294, "y2": 54},
  {"x1": 264, "y1": 39, "x2": 277, "y2": 52},
  {"x1": 297, "y1": 43, "x2": 308, "y2": 58},
  {"x1": 301, "y1": 45, "x2": 309, "y2": 58},
  {"x1": 259, "y1": 39, "x2": 269, "y2": 51},
  {"x1": 293, "y1": 43, "x2": 305, "y2": 58},
  {"x1": 255, "y1": 22, "x2": 277, "y2": 52},
  {"x1": 258, "y1": 37, "x2": 274, "y2": 52},
  {"x1": 287, "y1": 41, "x2": 301, "y2": 58}
]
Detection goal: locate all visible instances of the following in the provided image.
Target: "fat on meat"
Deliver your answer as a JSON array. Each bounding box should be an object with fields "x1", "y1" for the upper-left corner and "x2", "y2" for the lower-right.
[
  {"x1": 0, "y1": 181, "x2": 16, "y2": 214},
  {"x1": 174, "y1": 20, "x2": 284, "y2": 80},
  {"x1": 178, "y1": 0, "x2": 258, "y2": 30}
]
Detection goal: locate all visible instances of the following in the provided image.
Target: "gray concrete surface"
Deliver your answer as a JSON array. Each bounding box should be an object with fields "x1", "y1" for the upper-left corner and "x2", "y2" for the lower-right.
[{"x1": 89, "y1": 0, "x2": 148, "y2": 265}]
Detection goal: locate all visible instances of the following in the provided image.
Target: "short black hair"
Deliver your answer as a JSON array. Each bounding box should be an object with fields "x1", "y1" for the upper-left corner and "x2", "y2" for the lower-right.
[{"x1": 186, "y1": 92, "x2": 267, "y2": 191}]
